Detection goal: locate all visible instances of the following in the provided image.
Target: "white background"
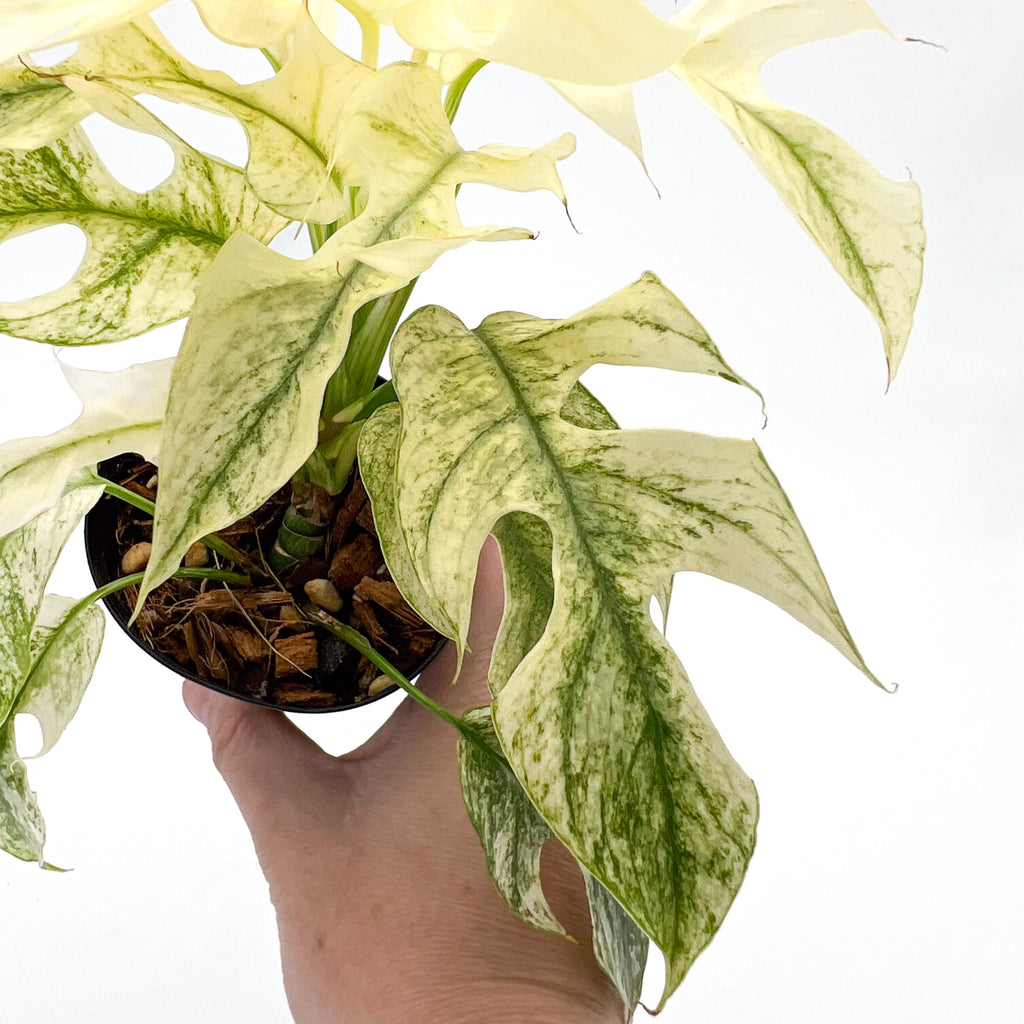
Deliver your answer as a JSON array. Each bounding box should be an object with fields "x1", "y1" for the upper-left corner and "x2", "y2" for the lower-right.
[{"x1": 1, "y1": 1, "x2": 1021, "y2": 1021}]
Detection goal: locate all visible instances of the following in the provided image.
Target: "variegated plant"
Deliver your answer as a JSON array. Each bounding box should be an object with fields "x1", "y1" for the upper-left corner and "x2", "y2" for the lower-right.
[{"x1": 0, "y1": 0, "x2": 924, "y2": 1014}]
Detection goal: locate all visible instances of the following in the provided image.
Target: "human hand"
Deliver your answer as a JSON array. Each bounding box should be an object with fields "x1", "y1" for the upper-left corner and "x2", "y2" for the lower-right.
[{"x1": 183, "y1": 537, "x2": 626, "y2": 1024}]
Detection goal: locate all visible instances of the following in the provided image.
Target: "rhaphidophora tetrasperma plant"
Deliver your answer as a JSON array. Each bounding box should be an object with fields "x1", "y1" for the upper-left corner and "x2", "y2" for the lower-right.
[{"x1": 0, "y1": 0, "x2": 924, "y2": 1013}]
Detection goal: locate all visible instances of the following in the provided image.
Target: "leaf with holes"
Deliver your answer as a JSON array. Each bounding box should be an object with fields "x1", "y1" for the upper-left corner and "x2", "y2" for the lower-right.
[
  {"x1": 0, "y1": 127, "x2": 286, "y2": 344},
  {"x1": 0, "y1": 358, "x2": 173, "y2": 538},
  {"x1": 134, "y1": 60, "x2": 573, "y2": 609},
  {"x1": 673, "y1": 0, "x2": 925, "y2": 380},
  {"x1": 360, "y1": 271, "x2": 882, "y2": 1007}
]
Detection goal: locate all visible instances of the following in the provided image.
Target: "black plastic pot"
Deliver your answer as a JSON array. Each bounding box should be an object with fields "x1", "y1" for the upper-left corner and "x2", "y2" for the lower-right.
[{"x1": 85, "y1": 455, "x2": 447, "y2": 713}]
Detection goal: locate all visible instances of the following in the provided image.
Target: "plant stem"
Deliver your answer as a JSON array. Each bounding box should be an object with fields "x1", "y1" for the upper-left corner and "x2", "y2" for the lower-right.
[
  {"x1": 100, "y1": 481, "x2": 266, "y2": 579},
  {"x1": 444, "y1": 60, "x2": 487, "y2": 122},
  {"x1": 304, "y1": 604, "x2": 499, "y2": 760}
]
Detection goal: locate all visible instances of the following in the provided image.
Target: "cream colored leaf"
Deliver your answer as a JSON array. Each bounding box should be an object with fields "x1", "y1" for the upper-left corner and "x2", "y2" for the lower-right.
[
  {"x1": 674, "y1": 0, "x2": 924, "y2": 379},
  {"x1": 137, "y1": 68, "x2": 570, "y2": 606},
  {"x1": 0, "y1": 0, "x2": 160, "y2": 64},
  {"x1": 0, "y1": 61, "x2": 92, "y2": 150},
  {"x1": 47, "y1": 11, "x2": 369, "y2": 221},
  {"x1": 547, "y1": 80, "x2": 647, "y2": 171},
  {"x1": 0, "y1": 358, "x2": 173, "y2": 538},
  {"x1": 392, "y1": 0, "x2": 696, "y2": 86},
  {"x1": 193, "y1": 0, "x2": 338, "y2": 48},
  {"x1": 17, "y1": 594, "x2": 104, "y2": 758},
  {"x1": 363, "y1": 272, "x2": 882, "y2": 1005},
  {"x1": 0, "y1": 127, "x2": 286, "y2": 345}
]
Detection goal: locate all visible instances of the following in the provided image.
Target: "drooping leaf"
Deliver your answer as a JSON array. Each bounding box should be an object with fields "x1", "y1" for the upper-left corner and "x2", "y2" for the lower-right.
[
  {"x1": 584, "y1": 871, "x2": 649, "y2": 1015},
  {"x1": 361, "y1": 271, "x2": 882, "y2": 1006},
  {"x1": 136, "y1": 61, "x2": 573, "y2": 609},
  {"x1": 390, "y1": 0, "x2": 695, "y2": 86},
  {"x1": 0, "y1": 127, "x2": 286, "y2": 344},
  {"x1": 0, "y1": 0, "x2": 161, "y2": 65},
  {"x1": 0, "y1": 471, "x2": 104, "y2": 726},
  {"x1": 0, "y1": 358, "x2": 173, "y2": 538},
  {"x1": 0, "y1": 593, "x2": 104, "y2": 862},
  {"x1": 673, "y1": 0, "x2": 925, "y2": 380},
  {"x1": 17, "y1": 594, "x2": 104, "y2": 758},
  {"x1": 458, "y1": 706, "x2": 566, "y2": 937},
  {"x1": 458, "y1": 705, "x2": 649, "y2": 1017},
  {"x1": 546, "y1": 80, "x2": 648, "y2": 173}
]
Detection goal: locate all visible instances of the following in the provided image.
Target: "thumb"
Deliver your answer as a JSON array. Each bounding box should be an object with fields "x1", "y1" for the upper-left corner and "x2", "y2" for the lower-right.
[{"x1": 183, "y1": 680, "x2": 338, "y2": 844}]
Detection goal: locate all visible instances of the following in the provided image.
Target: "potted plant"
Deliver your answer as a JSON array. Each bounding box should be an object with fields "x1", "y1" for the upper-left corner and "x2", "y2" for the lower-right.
[{"x1": 0, "y1": 0, "x2": 924, "y2": 1015}]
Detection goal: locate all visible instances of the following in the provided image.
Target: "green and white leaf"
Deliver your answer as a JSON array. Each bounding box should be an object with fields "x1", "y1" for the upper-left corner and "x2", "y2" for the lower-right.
[
  {"x1": 136, "y1": 61, "x2": 572, "y2": 609},
  {"x1": 0, "y1": 472, "x2": 104, "y2": 726},
  {"x1": 361, "y1": 271, "x2": 881, "y2": 1005},
  {"x1": 0, "y1": 593, "x2": 104, "y2": 862},
  {"x1": 0, "y1": 0, "x2": 161, "y2": 65},
  {"x1": 673, "y1": 0, "x2": 924, "y2": 380},
  {"x1": 0, "y1": 126, "x2": 286, "y2": 344},
  {"x1": 0, "y1": 357, "x2": 173, "y2": 538},
  {"x1": 48, "y1": 12, "x2": 371, "y2": 221},
  {"x1": 458, "y1": 705, "x2": 648, "y2": 1016},
  {"x1": 458, "y1": 706, "x2": 566, "y2": 937},
  {"x1": 0, "y1": 60, "x2": 92, "y2": 150}
]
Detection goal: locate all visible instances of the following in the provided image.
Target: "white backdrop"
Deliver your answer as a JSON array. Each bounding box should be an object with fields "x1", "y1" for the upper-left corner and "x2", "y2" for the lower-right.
[{"x1": 1, "y1": 2, "x2": 1021, "y2": 1021}]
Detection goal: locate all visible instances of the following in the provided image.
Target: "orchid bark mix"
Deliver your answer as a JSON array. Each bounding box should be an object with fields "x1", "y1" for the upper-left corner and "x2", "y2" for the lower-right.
[{"x1": 0, "y1": 0, "x2": 923, "y2": 1013}]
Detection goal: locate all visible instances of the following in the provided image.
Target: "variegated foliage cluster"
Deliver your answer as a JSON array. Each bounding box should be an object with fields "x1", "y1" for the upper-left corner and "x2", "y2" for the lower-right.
[{"x1": 0, "y1": 0, "x2": 923, "y2": 1013}]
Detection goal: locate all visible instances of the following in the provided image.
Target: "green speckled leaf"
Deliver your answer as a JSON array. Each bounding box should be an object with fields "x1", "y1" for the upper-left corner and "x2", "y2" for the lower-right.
[
  {"x1": 0, "y1": 358, "x2": 172, "y2": 538},
  {"x1": 46, "y1": 12, "x2": 370, "y2": 221},
  {"x1": 0, "y1": 471, "x2": 104, "y2": 723},
  {"x1": 459, "y1": 706, "x2": 566, "y2": 937},
  {"x1": 362, "y1": 271, "x2": 880, "y2": 1006},
  {"x1": 0, "y1": 61, "x2": 92, "y2": 150},
  {"x1": 137, "y1": 61, "x2": 571, "y2": 608},
  {"x1": 458, "y1": 705, "x2": 648, "y2": 1016},
  {"x1": 674, "y1": 0, "x2": 924, "y2": 380},
  {"x1": 0, "y1": 126, "x2": 286, "y2": 345},
  {"x1": 0, "y1": 594, "x2": 104, "y2": 862}
]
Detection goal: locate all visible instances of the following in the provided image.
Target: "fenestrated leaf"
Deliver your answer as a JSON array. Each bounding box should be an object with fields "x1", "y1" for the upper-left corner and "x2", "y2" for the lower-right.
[
  {"x1": 0, "y1": 0, "x2": 160, "y2": 65},
  {"x1": 136, "y1": 61, "x2": 573, "y2": 610},
  {"x1": 458, "y1": 706, "x2": 566, "y2": 937},
  {"x1": 0, "y1": 593, "x2": 104, "y2": 862},
  {"x1": 48, "y1": 12, "x2": 371, "y2": 221},
  {"x1": 0, "y1": 471, "x2": 104, "y2": 726},
  {"x1": 0, "y1": 60, "x2": 92, "y2": 150},
  {"x1": 0, "y1": 127, "x2": 286, "y2": 344},
  {"x1": 0, "y1": 357, "x2": 173, "y2": 538},
  {"x1": 362, "y1": 271, "x2": 881, "y2": 1006},
  {"x1": 458, "y1": 705, "x2": 649, "y2": 1016},
  {"x1": 16, "y1": 594, "x2": 104, "y2": 757},
  {"x1": 673, "y1": 0, "x2": 925, "y2": 380}
]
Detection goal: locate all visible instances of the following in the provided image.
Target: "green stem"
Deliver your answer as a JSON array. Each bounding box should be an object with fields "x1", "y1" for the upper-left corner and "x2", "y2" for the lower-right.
[
  {"x1": 304, "y1": 605, "x2": 499, "y2": 761},
  {"x1": 101, "y1": 482, "x2": 266, "y2": 580},
  {"x1": 444, "y1": 60, "x2": 487, "y2": 122}
]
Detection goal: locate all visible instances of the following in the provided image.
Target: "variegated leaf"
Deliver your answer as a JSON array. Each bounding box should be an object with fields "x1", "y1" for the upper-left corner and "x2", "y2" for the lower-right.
[
  {"x1": 0, "y1": 358, "x2": 173, "y2": 538},
  {"x1": 458, "y1": 706, "x2": 566, "y2": 937},
  {"x1": 0, "y1": 472, "x2": 105, "y2": 726},
  {"x1": 458, "y1": 706, "x2": 649, "y2": 1016},
  {"x1": 674, "y1": 0, "x2": 925, "y2": 380},
  {"x1": 0, "y1": 593, "x2": 104, "y2": 862},
  {"x1": 0, "y1": 127, "x2": 286, "y2": 344},
  {"x1": 0, "y1": 0, "x2": 160, "y2": 64},
  {"x1": 361, "y1": 271, "x2": 882, "y2": 1006},
  {"x1": 136, "y1": 62, "x2": 572, "y2": 609},
  {"x1": 47, "y1": 12, "x2": 371, "y2": 221},
  {"x1": 0, "y1": 60, "x2": 91, "y2": 150}
]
